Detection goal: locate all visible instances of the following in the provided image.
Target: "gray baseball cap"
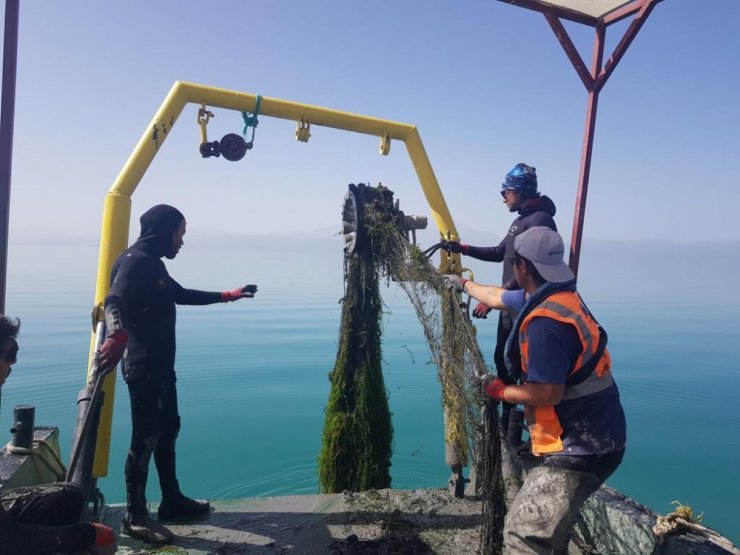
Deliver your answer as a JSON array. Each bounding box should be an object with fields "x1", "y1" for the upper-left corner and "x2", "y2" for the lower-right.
[{"x1": 514, "y1": 227, "x2": 575, "y2": 283}]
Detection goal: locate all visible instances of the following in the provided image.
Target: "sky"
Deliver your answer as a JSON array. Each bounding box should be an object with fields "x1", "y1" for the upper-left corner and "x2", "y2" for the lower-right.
[{"x1": 4, "y1": 0, "x2": 740, "y2": 244}]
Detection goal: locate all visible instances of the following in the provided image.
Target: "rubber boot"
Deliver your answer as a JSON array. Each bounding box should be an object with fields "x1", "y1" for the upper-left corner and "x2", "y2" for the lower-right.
[
  {"x1": 121, "y1": 513, "x2": 173, "y2": 545},
  {"x1": 157, "y1": 493, "x2": 211, "y2": 520},
  {"x1": 155, "y1": 427, "x2": 211, "y2": 520}
]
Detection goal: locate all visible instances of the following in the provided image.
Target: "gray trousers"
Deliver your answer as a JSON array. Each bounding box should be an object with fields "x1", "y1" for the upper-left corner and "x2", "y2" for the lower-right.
[
  {"x1": 503, "y1": 465, "x2": 600, "y2": 554},
  {"x1": 503, "y1": 450, "x2": 624, "y2": 554}
]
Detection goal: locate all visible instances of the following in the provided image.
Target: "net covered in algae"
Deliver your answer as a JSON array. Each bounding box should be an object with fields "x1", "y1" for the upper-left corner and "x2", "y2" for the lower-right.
[{"x1": 318, "y1": 183, "x2": 506, "y2": 552}]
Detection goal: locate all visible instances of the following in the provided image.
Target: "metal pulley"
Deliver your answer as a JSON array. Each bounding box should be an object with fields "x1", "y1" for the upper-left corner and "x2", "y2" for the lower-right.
[
  {"x1": 341, "y1": 183, "x2": 428, "y2": 255},
  {"x1": 219, "y1": 133, "x2": 250, "y2": 161},
  {"x1": 197, "y1": 103, "x2": 258, "y2": 161},
  {"x1": 342, "y1": 187, "x2": 363, "y2": 255}
]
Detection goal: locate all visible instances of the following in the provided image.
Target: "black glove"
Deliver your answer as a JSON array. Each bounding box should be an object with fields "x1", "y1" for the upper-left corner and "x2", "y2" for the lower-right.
[
  {"x1": 221, "y1": 284, "x2": 258, "y2": 302},
  {"x1": 440, "y1": 240, "x2": 469, "y2": 254}
]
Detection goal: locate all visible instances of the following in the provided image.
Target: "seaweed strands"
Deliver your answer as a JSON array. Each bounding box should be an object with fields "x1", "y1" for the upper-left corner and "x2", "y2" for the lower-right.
[
  {"x1": 387, "y1": 241, "x2": 506, "y2": 553},
  {"x1": 319, "y1": 184, "x2": 396, "y2": 493},
  {"x1": 319, "y1": 182, "x2": 505, "y2": 552}
]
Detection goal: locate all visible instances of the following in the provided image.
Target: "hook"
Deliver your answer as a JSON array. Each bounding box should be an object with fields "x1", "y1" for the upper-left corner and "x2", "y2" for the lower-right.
[{"x1": 197, "y1": 104, "x2": 216, "y2": 146}]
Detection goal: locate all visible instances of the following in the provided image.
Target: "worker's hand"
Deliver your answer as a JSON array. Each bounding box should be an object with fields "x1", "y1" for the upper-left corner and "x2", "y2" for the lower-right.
[
  {"x1": 222, "y1": 284, "x2": 258, "y2": 302},
  {"x1": 98, "y1": 330, "x2": 128, "y2": 371},
  {"x1": 443, "y1": 274, "x2": 468, "y2": 294},
  {"x1": 483, "y1": 376, "x2": 507, "y2": 402},
  {"x1": 440, "y1": 240, "x2": 469, "y2": 255},
  {"x1": 472, "y1": 302, "x2": 493, "y2": 319},
  {"x1": 90, "y1": 522, "x2": 116, "y2": 554}
]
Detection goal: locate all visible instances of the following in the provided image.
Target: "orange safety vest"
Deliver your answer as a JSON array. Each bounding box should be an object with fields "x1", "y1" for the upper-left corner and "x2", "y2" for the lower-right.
[{"x1": 519, "y1": 290, "x2": 613, "y2": 455}]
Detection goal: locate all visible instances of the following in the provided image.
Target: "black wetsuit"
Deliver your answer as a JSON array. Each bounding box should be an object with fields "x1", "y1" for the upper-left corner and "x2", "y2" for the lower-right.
[
  {"x1": 0, "y1": 482, "x2": 95, "y2": 554},
  {"x1": 465, "y1": 194, "x2": 557, "y2": 387},
  {"x1": 105, "y1": 205, "x2": 223, "y2": 515}
]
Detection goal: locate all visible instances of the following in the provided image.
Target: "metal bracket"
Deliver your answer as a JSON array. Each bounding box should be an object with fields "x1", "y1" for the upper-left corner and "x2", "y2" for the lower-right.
[
  {"x1": 379, "y1": 133, "x2": 391, "y2": 156},
  {"x1": 197, "y1": 104, "x2": 215, "y2": 144},
  {"x1": 296, "y1": 118, "x2": 311, "y2": 142}
]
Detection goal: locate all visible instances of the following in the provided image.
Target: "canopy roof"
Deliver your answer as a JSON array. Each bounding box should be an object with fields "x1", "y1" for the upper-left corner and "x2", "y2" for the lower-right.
[{"x1": 498, "y1": 0, "x2": 658, "y2": 26}]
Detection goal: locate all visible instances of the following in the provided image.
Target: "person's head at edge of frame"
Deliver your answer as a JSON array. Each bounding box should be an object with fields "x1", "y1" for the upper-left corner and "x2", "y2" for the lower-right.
[
  {"x1": 138, "y1": 204, "x2": 187, "y2": 260},
  {"x1": 511, "y1": 226, "x2": 575, "y2": 291},
  {"x1": 0, "y1": 316, "x2": 20, "y2": 389},
  {"x1": 501, "y1": 162, "x2": 539, "y2": 213}
]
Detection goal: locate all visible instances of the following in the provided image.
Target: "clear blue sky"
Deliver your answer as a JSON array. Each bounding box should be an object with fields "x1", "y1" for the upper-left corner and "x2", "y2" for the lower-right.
[{"x1": 6, "y1": 0, "x2": 740, "y2": 243}]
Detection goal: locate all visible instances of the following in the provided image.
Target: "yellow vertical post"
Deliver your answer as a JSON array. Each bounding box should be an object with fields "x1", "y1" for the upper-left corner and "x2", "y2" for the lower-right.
[
  {"x1": 88, "y1": 192, "x2": 131, "y2": 475},
  {"x1": 90, "y1": 83, "x2": 189, "y2": 476}
]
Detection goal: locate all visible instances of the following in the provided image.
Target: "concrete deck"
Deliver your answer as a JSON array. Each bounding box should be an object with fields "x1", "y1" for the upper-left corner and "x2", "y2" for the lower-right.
[{"x1": 101, "y1": 489, "x2": 483, "y2": 554}]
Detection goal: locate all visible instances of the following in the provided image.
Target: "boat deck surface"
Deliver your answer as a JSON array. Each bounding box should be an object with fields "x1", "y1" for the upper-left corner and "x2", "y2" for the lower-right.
[{"x1": 101, "y1": 488, "x2": 483, "y2": 554}]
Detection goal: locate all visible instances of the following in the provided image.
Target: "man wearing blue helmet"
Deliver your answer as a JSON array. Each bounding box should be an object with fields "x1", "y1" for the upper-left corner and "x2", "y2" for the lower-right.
[{"x1": 442, "y1": 163, "x2": 557, "y2": 430}]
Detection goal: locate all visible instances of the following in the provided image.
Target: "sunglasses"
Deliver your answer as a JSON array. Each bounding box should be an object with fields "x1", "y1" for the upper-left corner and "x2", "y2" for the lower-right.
[{"x1": 0, "y1": 339, "x2": 18, "y2": 364}]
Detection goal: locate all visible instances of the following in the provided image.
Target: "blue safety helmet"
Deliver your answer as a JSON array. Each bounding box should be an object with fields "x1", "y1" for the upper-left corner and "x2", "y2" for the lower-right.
[{"x1": 502, "y1": 163, "x2": 538, "y2": 194}]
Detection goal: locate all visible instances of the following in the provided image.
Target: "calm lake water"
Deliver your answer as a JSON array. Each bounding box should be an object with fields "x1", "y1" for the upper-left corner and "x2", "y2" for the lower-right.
[{"x1": 2, "y1": 240, "x2": 739, "y2": 543}]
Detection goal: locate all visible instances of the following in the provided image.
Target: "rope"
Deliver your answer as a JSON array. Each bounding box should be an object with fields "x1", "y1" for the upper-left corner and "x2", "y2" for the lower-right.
[
  {"x1": 5, "y1": 439, "x2": 67, "y2": 481},
  {"x1": 242, "y1": 94, "x2": 262, "y2": 145}
]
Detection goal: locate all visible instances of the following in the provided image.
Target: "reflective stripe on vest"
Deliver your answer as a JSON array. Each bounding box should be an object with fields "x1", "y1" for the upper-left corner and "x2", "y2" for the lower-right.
[
  {"x1": 562, "y1": 371, "x2": 614, "y2": 401},
  {"x1": 519, "y1": 290, "x2": 612, "y2": 455},
  {"x1": 519, "y1": 292, "x2": 610, "y2": 381}
]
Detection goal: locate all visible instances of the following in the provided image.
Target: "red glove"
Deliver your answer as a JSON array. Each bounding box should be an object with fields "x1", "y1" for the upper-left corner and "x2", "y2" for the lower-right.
[
  {"x1": 441, "y1": 240, "x2": 470, "y2": 254},
  {"x1": 472, "y1": 302, "x2": 493, "y2": 319},
  {"x1": 483, "y1": 376, "x2": 507, "y2": 402},
  {"x1": 98, "y1": 330, "x2": 128, "y2": 371},
  {"x1": 221, "y1": 284, "x2": 257, "y2": 302},
  {"x1": 91, "y1": 522, "x2": 116, "y2": 553}
]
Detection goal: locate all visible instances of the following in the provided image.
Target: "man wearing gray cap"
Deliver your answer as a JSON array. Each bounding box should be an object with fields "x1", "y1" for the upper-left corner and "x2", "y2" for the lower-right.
[{"x1": 446, "y1": 226, "x2": 626, "y2": 554}]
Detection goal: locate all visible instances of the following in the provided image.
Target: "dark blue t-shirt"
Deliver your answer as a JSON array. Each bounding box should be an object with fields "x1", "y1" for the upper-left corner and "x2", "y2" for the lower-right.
[{"x1": 502, "y1": 289, "x2": 626, "y2": 455}]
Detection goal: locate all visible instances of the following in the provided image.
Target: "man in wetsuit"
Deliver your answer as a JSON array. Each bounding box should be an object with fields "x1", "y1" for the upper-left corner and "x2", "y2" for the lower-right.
[
  {"x1": 446, "y1": 227, "x2": 626, "y2": 553},
  {"x1": 0, "y1": 316, "x2": 116, "y2": 554},
  {"x1": 102, "y1": 204, "x2": 258, "y2": 545},
  {"x1": 442, "y1": 163, "x2": 557, "y2": 431}
]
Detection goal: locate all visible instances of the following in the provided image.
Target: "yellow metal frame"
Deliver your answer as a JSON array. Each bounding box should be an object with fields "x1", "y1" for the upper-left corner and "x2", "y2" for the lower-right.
[{"x1": 89, "y1": 81, "x2": 463, "y2": 476}]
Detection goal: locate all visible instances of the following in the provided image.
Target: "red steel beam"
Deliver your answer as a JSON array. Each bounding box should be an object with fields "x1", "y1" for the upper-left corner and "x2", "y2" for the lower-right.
[
  {"x1": 544, "y1": 11, "x2": 593, "y2": 90},
  {"x1": 569, "y1": 24, "x2": 605, "y2": 277},
  {"x1": 501, "y1": 0, "x2": 662, "y2": 276},
  {"x1": 596, "y1": 0, "x2": 658, "y2": 91},
  {"x1": 603, "y1": 0, "x2": 663, "y2": 26}
]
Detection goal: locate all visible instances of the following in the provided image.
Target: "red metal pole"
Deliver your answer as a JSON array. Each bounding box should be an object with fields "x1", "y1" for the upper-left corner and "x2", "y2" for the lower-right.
[
  {"x1": 0, "y1": 0, "x2": 19, "y2": 315},
  {"x1": 568, "y1": 24, "x2": 605, "y2": 277}
]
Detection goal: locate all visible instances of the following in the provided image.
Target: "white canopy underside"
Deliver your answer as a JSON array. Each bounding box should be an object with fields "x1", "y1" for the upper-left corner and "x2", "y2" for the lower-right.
[{"x1": 535, "y1": 0, "x2": 634, "y2": 19}]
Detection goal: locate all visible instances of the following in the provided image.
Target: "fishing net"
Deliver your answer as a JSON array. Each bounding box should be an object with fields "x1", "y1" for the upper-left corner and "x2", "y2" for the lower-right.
[{"x1": 318, "y1": 183, "x2": 505, "y2": 552}]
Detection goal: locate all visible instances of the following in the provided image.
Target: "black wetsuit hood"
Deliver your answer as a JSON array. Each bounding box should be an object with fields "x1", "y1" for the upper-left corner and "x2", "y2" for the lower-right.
[
  {"x1": 519, "y1": 194, "x2": 556, "y2": 218},
  {"x1": 133, "y1": 204, "x2": 184, "y2": 258}
]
